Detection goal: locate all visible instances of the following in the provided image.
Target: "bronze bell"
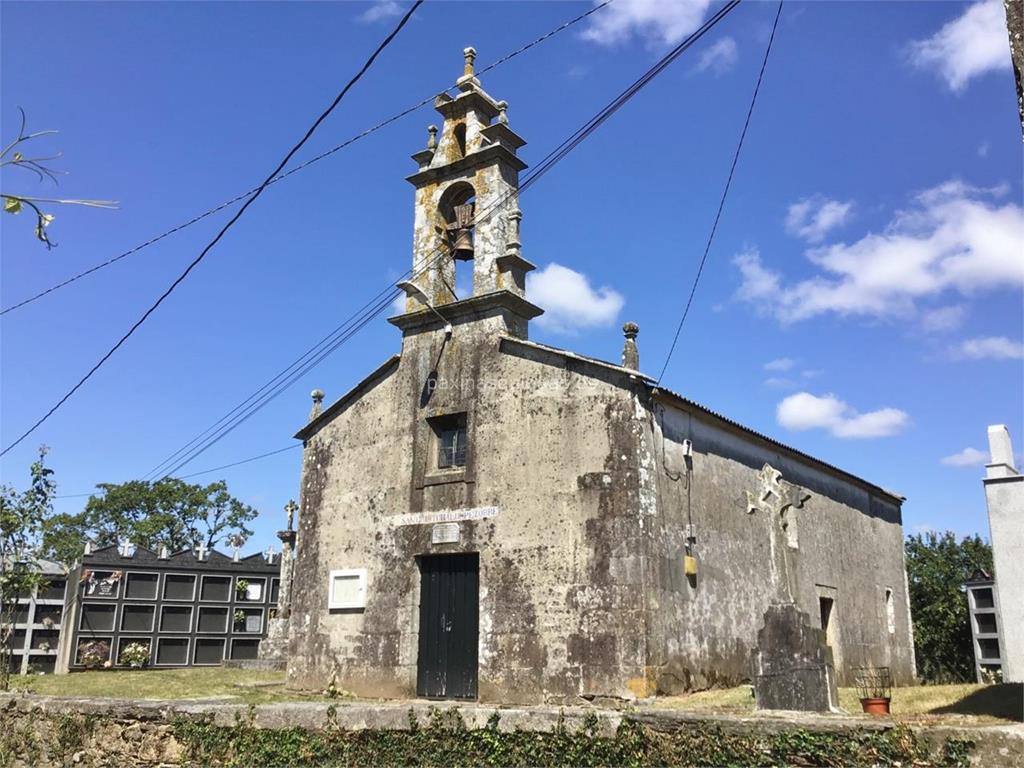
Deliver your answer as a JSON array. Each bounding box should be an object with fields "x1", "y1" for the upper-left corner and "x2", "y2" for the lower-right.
[{"x1": 450, "y1": 203, "x2": 475, "y2": 261}]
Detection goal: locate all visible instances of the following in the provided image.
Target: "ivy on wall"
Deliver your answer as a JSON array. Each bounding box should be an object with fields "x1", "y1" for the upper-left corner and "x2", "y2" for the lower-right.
[{"x1": 0, "y1": 704, "x2": 976, "y2": 768}]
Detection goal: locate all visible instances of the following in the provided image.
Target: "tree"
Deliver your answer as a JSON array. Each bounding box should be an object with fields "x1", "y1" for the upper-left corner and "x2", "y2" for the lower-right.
[
  {"x1": 905, "y1": 530, "x2": 993, "y2": 684},
  {"x1": 42, "y1": 478, "x2": 258, "y2": 565},
  {"x1": 0, "y1": 447, "x2": 57, "y2": 690},
  {"x1": 1, "y1": 108, "x2": 116, "y2": 248}
]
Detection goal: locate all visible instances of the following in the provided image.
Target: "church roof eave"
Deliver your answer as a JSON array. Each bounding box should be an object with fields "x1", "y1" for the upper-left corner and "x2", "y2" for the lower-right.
[{"x1": 295, "y1": 354, "x2": 401, "y2": 442}]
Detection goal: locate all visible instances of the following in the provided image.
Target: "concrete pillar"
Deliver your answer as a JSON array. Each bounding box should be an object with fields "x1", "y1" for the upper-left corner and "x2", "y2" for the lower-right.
[{"x1": 983, "y1": 424, "x2": 1023, "y2": 682}]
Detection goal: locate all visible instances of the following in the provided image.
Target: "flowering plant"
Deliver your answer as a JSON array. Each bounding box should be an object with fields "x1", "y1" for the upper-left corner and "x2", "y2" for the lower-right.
[
  {"x1": 78, "y1": 640, "x2": 110, "y2": 668},
  {"x1": 120, "y1": 642, "x2": 150, "y2": 668}
]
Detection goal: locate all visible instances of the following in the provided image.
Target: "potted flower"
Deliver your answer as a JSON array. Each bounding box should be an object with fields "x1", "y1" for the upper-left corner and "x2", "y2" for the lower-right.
[
  {"x1": 37, "y1": 641, "x2": 51, "y2": 652},
  {"x1": 41, "y1": 616, "x2": 55, "y2": 629},
  {"x1": 854, "y1": 666, "x2": 892, "y2": 715},
  {"x1": 233, "y1": 609, "x2": 246, "y2": 630},
  {"x1": 235, "y1": 579, "x2": 250, "y2": 600},
  {"x1": 120, "y1": 642, "x2": 150, "y2": 669},
  {"x1": 78, "y1": 640, "x2": 110, "y2": 669}
]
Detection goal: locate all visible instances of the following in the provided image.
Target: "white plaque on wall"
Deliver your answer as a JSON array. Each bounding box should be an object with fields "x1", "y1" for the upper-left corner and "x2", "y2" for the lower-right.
[{"x1": 431, "y1": 522, "x2": 460, "y2": 545}]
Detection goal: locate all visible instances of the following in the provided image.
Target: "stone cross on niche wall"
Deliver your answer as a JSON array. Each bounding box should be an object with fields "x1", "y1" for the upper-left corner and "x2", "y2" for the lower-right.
[
  {"x1": 746, "y1": 462, "x2": 812, "y2": 563},
  {"x1": 745, "y1": 463, "x2": 810, "y2": 527}
]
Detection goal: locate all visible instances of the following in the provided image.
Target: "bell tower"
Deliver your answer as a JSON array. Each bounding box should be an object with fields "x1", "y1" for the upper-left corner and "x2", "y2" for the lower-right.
[{"x1": 390, "y1": 47, "x2": 542, "y2": 340}]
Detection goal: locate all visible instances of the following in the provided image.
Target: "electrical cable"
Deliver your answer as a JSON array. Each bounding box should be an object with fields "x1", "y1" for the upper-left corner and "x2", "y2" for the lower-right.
[
  {"x1": 656, "y1": 0, "x2": 783, "y2": 385},
  {"x1": 145, "y1": 0, "x2": 744, "y2": 479},
  {"x1": 0, "y1": 1, "x2": 423, "y2": 458},
  {"x1": 0, "y1": 1, "x2": 613, "y2": 317},
  {"x1": 55, "y1": 444, "x2": 302, "y2": 499}
]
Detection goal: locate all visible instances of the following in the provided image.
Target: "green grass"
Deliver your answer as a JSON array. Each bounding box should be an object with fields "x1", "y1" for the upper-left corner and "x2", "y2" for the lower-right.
[
  {"x1": 7, "y1": 667, "x2": 298, "y2": 704},
  {"x1": 655, "y1": 683, "x2": 1023, "y2": 724},
  {"x1": 7, "y1": 670, "x2": 1021, "y2": 725}
]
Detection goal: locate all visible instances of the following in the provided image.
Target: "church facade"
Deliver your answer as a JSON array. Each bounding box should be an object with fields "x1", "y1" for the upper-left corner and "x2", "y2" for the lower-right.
[{"x1": 286, "y1": 50, "x2": 916, "y2": 703}]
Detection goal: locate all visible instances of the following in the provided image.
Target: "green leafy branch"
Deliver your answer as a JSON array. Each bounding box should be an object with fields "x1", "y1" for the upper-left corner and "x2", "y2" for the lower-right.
[{"x1": 1, "y1": 107, "x2": 117, "y2": 248}]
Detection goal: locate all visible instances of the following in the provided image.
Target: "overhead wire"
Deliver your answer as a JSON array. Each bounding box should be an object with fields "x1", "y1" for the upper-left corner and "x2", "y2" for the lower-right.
[
  {"x1": 0, "y1": 1, "x2": 424, "y2": 458},
  {"x1": 656, "y1": 0, "x2": 783, "y2": 385},
  {"x1": 146, "y1": 0, "x2": 745, "y2": 480},
  {"x1": 0, "y1": 0, "x2": 614, "y2": 318},
  {"x1": 55, "y1": 444, "x2": 302, "y2": 499}
]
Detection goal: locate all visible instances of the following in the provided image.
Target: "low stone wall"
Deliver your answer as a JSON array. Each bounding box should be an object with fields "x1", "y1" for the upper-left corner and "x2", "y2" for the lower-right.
[{"x1": 1, "y1": 694, "x2": 1021, "y2": 767}]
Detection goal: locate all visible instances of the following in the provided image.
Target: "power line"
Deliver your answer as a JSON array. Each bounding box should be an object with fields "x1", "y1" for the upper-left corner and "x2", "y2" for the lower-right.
[
  {"x1": 657, "y1": 0, "x2": 784, "y2": 385},
  {"x1": 0, "y1": 1, "x2": 423, "y2": 458},
  {"x1": 0, "y1": 1, "x2": 614, "y2": 318},
  {"x1": 146, "y1": 0, "x2": 744, "y2": 479},
  {"x1": 55, "y1": 443, "x2": 301, "y2": 499}
]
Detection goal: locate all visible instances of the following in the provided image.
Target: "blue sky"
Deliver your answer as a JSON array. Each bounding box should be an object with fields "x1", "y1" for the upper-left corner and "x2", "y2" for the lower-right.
[{"x1": 2, "y1": 1, "x2": 1021, "y2": 556}]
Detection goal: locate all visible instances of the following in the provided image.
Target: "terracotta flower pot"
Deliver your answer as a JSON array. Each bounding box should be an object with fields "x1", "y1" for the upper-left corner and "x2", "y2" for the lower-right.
[{"x1": 860, "y1": 697, "x2": 891, "y2": 715}]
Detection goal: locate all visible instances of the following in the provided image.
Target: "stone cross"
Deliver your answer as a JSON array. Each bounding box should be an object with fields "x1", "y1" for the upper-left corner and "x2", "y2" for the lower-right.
[
  {"x1": 265, "y1": 546, "x2": 276, "y2": 564},
  {"x1": 195, "y1": 542, "x2": 208, "y2": 561},
  {"x1": 118, "y1": 538, "x2": 133, "y2": 557},
  {"x1": 285, "y1": 500, "x2": 298, "y2": 531}
]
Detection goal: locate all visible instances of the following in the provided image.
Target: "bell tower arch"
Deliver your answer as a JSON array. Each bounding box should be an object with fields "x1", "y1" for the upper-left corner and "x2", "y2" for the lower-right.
[{"x1": 392, "y1": 47, "x2": 541, "y2": 340}]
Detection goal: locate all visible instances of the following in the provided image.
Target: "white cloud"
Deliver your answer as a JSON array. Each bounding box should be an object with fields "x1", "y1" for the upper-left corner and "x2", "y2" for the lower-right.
[
  {"x1": 785, "y1": 197, "x2": 853, "y2": 243},
  {"x1": 530, "y1": 263, "x2": 624, "y2": 334},
  {"x1": 695, "y1": 37, "x2": 738, "y2": 75},
  {"x1": 908, "y1": 0, "x2": 1011, "y2": 93},
  {"x1": 733, "y1": 248, "x2": 780, "y2": 302},
  {"x1": 952, "y1": 336, "x2": 1024, "y2": 360},
  {"x1": 582, "y1": 0, "x2": 712, "y2": 47},
  {"x1": 357, "y1": 0, "x2": 402, "y2": 23},
  {"x1": 764, "y1": 357, "x2": 795, "y2": 371},
  {"x1": 921, "y1": 305, "x2": 966, "y2": 333},
  {"x1": 941, "y1": 447, "x2": 988, "y2": 466},
  {"x1": 776, "y1": 392, "x2": 909, "y2": 439},
  {"x1": 735, "y1": 181, "x2": 1024, "y2": 325},
  {"x1": 978, "y1": 141, "x2": 990, "y2": 158}
]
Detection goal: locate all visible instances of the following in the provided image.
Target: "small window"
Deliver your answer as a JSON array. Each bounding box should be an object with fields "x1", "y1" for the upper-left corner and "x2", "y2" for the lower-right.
[
  {"x1": 328, "y1": 568, "x2": 367, "y2": 610},
  {"x1": 431, "y1": 414, "x2": 467, "y2": 469},
  {"x1": 884, "y1": 588, "x2": 895, "y2": 634}
]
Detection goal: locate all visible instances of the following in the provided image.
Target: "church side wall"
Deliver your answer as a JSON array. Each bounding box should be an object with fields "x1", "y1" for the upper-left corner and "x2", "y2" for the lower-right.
[{"x1": 644, "y1": 402, "x2": 916, "y2": 691}]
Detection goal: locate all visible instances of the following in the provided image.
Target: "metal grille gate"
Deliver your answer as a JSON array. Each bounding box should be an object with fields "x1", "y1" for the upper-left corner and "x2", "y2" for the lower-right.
[{"x1": 416, "y1": 553, "x2": 479, "y2": 699}]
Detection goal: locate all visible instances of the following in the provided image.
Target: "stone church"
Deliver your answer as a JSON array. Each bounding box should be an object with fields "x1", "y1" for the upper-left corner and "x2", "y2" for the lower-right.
[{"x1": 286, "y1": 49, "x2": 916, "y2": 703}]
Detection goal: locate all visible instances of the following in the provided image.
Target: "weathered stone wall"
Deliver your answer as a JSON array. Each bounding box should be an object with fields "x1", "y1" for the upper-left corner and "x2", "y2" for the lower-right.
[
  {"x1": 645, "y1": 400, "x2": 916, "y2": 690},
  {"x1": 289, "y1": 323, "x2": 651, "y2": 703}
]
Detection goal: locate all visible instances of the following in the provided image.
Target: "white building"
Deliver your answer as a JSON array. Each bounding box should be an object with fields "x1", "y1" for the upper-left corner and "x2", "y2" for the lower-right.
[{"x1": 982, "y1": 425, "x2": 1023, "y2": 683}]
